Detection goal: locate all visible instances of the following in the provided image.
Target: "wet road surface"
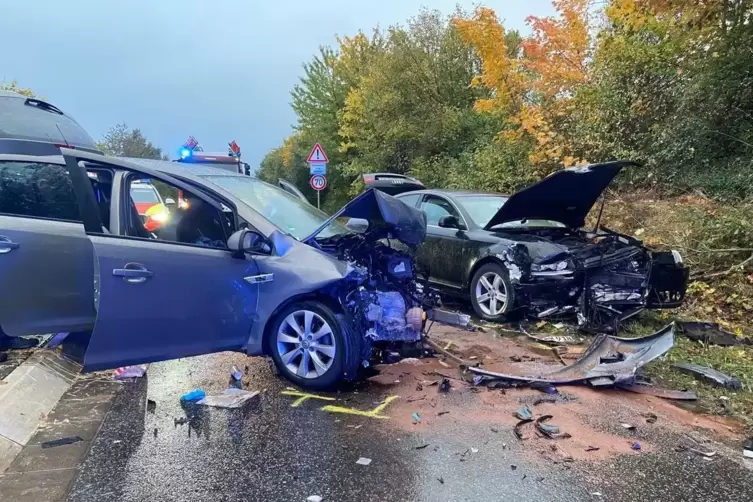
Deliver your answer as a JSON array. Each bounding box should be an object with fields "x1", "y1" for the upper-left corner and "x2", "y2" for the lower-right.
[{"x1": 68, "y1": 353, "x2": 753, "y2": 502}]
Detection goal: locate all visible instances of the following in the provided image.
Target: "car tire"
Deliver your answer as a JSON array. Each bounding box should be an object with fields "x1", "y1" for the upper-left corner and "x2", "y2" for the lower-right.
[
  {"x1": 469, "y1": 262, "x2": 515, "y2": 322},
  {"x1": 267, "y1": 301, "x2": 361, "y2": 390}
]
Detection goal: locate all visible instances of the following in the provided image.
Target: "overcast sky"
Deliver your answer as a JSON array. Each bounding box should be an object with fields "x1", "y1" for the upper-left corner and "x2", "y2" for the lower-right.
[{"x1": 1, "y1": 0, "x2": 554, "y2": 166}]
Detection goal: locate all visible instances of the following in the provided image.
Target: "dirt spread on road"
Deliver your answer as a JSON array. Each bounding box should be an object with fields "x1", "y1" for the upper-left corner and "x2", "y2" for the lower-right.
[{"x1": 372, "y1": 323, "x2": 745, "y2": 463}]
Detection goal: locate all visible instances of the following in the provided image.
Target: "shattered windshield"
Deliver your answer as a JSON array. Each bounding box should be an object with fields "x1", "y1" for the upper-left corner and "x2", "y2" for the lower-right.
[
  {"x1": 456, "y1": 194, "x2": 565, "y2": 229},
  {"x1": 202, "y1": 175, "x2": 349, "y2": 240}
]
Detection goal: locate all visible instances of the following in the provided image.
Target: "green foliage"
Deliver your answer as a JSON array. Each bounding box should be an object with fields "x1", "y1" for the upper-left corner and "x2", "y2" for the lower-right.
[{"x1": 98, "y1": 123, "x2": 165, "y2": 159}]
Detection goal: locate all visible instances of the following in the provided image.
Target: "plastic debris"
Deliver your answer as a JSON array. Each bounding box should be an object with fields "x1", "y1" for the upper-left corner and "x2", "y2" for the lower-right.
[
  {"x1": 471, "y1": 447, "x2": 479, "y2": 454},
  {"x1": 430, "y1": 309, "x2": 471, "y2": 327},
  {"x1": 180, "y1": 389, "x2": 206, "y2": 402},
  {"x1": 621, "y1": 423, "x2": 636, "y2": 430},
  {"x1": 618, "y1": 383, "x2": 698, "y2": 400},
  {"x1": 673, "y1": 362, "x2": 742, "y2": 390},
  {"x1": 147, "y1": 399, "x2": 157, "y2": 414},
  {"x1": 676, "y1": 321, "x2": 750, "y2": 347},
  {"x1": 113, "y1": 364, "x2": 148, "y2": 380},
  {"x1": 198, "y1": 388, "x2": 260, "y2": 408},
  {"x1": 536, "y1": 415, "x2": 571, "y2": 439},
  {"x1": 412, "y1": 412, "x2": 421, "y2": 423},
  {"x1": 229, "y1": 366, "x2": 243, "y2": 389},
  {"x1": 356, "y1": 457, "x2": 372, "y2": 466},
  {"x1": 41, "y1": 436, "x2": 83, "y2": 449},
  {"x1": 514, "y1": 418, "x2": 534, "y2": 440},
  {"x1": 473, "y1": 375, "x2": 484, "y2": 386},
  {"x1": 632, "y1": 442, "x2": 641, "y2": 451},
  {"x1": 307, "y1": 496, "x2": 323, "y2": 502},
  {"x1": 439, "y1": 378, "x2": 451, "y2": 393},
  {"x1": 514, "y1": 406, "x2": 533, "y2": 421},
  {"x1": 530, "y1": 381, "x2": 558, "y2": 394}
]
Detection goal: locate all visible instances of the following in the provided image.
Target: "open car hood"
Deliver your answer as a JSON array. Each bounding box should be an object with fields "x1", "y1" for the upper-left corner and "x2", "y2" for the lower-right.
[
  {"x1": 484, "y1": 161, "x2": 638, "y2": 230},
  {"x1": 304, "y1": 188, "x2": 427, "y2": 247}
]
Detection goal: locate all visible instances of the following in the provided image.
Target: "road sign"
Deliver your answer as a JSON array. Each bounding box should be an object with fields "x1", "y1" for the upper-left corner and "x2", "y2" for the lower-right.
[
  {"x1": 307, "y1": 143, "x2": 329, "y2": 163},
  {"x1": 310, "y1": 174, "x2": 327, "y2": 191},
  {"x1": 309, "y1": 161, "x2": 327, "y2": 175},
  {"x1": 228, "y1": 140, "x2": 241, "y2": 157}
]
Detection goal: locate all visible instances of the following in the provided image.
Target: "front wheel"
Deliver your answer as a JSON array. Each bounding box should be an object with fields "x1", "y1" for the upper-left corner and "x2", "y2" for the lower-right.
[
  {"x1": 469, "y1": 263, "x2": 515, "y2": 322},
  {"x1": 267, "y1": 301, "x2": 361, "y2": 390}
]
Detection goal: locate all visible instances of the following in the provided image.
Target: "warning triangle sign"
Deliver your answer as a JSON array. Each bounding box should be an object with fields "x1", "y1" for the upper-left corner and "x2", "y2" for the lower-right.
[{"x1": 306, "y1": 143, "x2": 329, "y2": 163}]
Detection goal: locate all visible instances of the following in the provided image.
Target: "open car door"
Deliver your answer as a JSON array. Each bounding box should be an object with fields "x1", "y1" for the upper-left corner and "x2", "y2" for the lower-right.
[
  {"x1": 278, "y1": 178, "x2": 310, "y2": 204},
  {"x1": 61, "y1": 149, "x2": 261, "y2": 371},
  {"x1": 362, "y1": 173, "x2": 425, "y2": 196}
]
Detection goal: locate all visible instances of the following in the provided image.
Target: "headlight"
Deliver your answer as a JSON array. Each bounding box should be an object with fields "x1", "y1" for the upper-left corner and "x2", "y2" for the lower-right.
[
  {"x1": 149, "y1": 210, "x2": 170, "y2": 223},
  {"x1": 530, "y1": 260, "x2": 574, "y2": 277}
]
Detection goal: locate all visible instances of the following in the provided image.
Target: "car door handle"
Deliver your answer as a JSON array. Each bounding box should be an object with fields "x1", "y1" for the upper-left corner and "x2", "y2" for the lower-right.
[
  {"x1": 0, "y1": 235, "x2": 19, "y2": 254},
  {"x1": 112, "y1": 263, "x2": 153, "y2": 284}
]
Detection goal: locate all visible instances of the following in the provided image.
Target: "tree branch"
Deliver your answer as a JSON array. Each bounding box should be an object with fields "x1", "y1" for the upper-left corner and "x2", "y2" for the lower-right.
[{"x1": 691, "y1": 253, "x2": 753, "y2": 280}]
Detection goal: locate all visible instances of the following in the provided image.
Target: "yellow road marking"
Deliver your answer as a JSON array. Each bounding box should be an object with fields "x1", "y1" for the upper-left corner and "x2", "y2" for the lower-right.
[
  {"x1": 281, "y1": 389, "x2": 337, "y2": 407},
  {"x1": 321, "y1": 395, "x2": 399, "y2": 419}
]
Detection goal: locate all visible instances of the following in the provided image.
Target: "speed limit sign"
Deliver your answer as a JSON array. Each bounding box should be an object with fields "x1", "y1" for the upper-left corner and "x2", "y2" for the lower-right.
[{"x1": 310, "y1": 174, "x2": 327, "y2": 191}]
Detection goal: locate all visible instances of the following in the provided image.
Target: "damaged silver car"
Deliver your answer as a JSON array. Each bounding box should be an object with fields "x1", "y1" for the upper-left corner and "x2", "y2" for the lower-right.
[
  {"x1": 0, "y1": 150, "x2": 435, "y2": 390},
  {"x1": 384, "y1": 161, "x2": 690, "y2": 332}
]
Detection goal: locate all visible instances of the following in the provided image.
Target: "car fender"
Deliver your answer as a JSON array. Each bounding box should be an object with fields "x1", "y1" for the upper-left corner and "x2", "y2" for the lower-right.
[{"x1": 243, "y1": 232, "x2": 352, "y2": 355}]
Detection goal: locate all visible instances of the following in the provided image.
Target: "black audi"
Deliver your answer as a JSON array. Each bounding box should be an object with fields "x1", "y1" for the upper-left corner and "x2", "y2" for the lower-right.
[{"x1": 364, "y1": 162, "x2": 690, "y2": 332}]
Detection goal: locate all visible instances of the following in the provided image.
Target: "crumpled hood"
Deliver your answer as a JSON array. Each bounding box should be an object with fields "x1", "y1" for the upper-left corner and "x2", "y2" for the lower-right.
[
  {"x1": 484, "y1": 161, "x2": 638, "y2": 230},
  {"x1": 304, "y1": 188, "x2": 428, "y2": 247}
]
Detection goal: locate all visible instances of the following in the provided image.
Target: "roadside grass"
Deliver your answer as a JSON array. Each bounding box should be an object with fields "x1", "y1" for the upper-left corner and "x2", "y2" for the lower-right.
[{"x1": 623, "y1": 313, "x2": 753, "y2": 430}]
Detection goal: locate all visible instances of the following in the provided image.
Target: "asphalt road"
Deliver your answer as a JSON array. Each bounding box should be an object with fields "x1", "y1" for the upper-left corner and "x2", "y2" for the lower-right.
[{"x1": 67, "y1": 353, "x2": 753, "y2": 502}]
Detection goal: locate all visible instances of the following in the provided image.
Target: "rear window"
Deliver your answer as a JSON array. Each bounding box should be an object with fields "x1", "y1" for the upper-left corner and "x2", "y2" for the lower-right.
[
  {"x1": 130, "y1": 186, "x2": 160, "y2": 203},
  {"x1": 0, "y1": 161, "x2": 81, "y2": 221},
  {"x1": 0, "y1": 95, "x2": 97, "y2": 149}
]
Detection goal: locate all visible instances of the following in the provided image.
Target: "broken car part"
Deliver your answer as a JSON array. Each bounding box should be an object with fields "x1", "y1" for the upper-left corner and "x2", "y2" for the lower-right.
[
  {"x1": 676, "y1": 321, "x2": 750, "y2": 347},
  {"x1": 536, "y1": 415, "x2": 571, "y2": 439},
  {"x1": 617, "y1": 383, "x2": 697, "y2": 400},
  {"x1": 469, "y1": 323, "x2": 675, "y2": 387},
  {"x1": 673, "y1": 362, "x2": 742, "y2": 390},
  {"x1": 197, "y1": 388, "x2": 260, "y2": 408}
]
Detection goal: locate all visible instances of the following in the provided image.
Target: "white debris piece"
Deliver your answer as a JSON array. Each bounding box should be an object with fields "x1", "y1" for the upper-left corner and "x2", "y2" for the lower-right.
[
  {"x1": 307, "y1": 496, "x2": 323, "y2": 502},
  {"x1": 356, "y1": 457, "x2": 372, "y2": 466}
]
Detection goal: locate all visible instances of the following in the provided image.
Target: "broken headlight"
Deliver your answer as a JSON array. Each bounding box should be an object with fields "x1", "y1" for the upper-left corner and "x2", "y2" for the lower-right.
[{"x1": 530, "y1": 260, "x2": 574, "y2": 277}]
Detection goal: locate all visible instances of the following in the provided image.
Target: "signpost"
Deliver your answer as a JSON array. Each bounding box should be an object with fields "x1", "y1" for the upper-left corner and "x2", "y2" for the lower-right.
[
  {"x1": 307, "y1": 144, "x2": 329, "y2": 208},
  {"x1": 310, "y1": 174, "x2": 327, "y2": 209}
]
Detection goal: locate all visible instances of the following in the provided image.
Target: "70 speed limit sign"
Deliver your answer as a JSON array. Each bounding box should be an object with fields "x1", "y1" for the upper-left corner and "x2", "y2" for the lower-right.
[{"x1": 310, "y1": 174, "x2": 327, "y2": 191}]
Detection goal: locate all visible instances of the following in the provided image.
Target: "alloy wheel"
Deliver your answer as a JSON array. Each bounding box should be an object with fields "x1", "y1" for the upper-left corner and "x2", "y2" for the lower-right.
[
  {"x1": 276, "y1": 310, "x2": 337, "y2": 379},
  {"x1": 475, "y1": 272, "x2": 508, "y2": 316}
]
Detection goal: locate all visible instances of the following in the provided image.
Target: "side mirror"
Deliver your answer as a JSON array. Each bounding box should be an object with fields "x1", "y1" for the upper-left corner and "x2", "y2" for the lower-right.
[
  {"x1": 345, "y1": 218, "x2": 369, "y2": 233},
  {"x1": 164, "y1": 198, "x2": 176, "y2": 206},
  {"x1": 438, "y1": 215, "x2": 464, "y2": 230},
  {"x1": 228, "y1": 229, "x2": 272, "y2": 258}
]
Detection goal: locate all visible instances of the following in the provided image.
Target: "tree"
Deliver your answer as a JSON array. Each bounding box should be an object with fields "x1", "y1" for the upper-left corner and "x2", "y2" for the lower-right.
[
  {"x1": 98, "y1": 123, "x2": 166, "y2": 159},
  {"x1": 0, "y1": 81, "x2": 35, "y2": 97}
]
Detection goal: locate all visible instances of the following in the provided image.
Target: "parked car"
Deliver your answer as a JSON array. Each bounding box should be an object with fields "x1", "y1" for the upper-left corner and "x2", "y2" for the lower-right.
[
  {"x1": 367, "y1": 164, "x2": 689, "y2": 332},
  {"x1": 0, "y1": 90, "x2": 101, "y2": 156},
  {"x1": 129, "y1": 180, "x2": 172, "y2": 232},
  {"x1": 0, "y1": 151, "x2": 435, "y2": 389}
]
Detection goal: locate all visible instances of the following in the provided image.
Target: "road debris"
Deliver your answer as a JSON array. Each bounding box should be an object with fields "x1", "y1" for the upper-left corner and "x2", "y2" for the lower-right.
[
  {"x1": 585, "y1": 446, "x2": 600, "y2": 452},
  {"x1": 514, "y1": 406, "x2": 533, "y2": 421},
  {"x1": 198, "y1": 388, "x2": 260, "y2": 409},
  {"x1": 642, "y1": 412, "x2": 658, "y2": 424},
  {"x1": 356, "y1": 457, "x2": 372, "y2": 466},
  {"x1": 438, "y1": 378, "x2": 451, "y2": 393},
  {"x1": 180, "y1": 388, "x2": 206, "y2": 402},
  {"x1": 437, "y1": 477, "x2": 445, "y2": 484},
  {"x1": 113, "y1": 364, "x2": 147, "y2": 380},
  {"x1": 673, "y1": 362, "x2": 742, "y2": 390},
  {"x1": 412, "y1": 412, "x2": 421, "y2": 423},
  {"x1": 307, "y1": 496, "x2": 323, "y2": 502},
  {"x1": 677, "y1": 445, "x2": 716, "y2": 458},
  {"x1": 438, "y1": 411, "x2": 450, "y2": 416},
  {"x1": 147, "y1": 399, "x2": 157, "y2": 414},
  {"x1": 744, "y1": 438, "x2": 753, "y2": 459},
  {"x1": 676, "y1": 321, "x2": 750, "y2": 347},
  {"x1": 229, "y1": 366, "x2": 243, "y2": 389},
  {"x1": 520, "y1": 325, "x2": 583, "y2": 345},
  {"x1": 511, "y1": 464, "x2": 517, "y2": 470},
  {"x1": 536, "y1": 415, "x2": 571, "y2": 439},
  {"x1": 617, "y1": 383, "x2": 698, "y2": 400},
  {"x1": 514, "y1": 418, "x2": 534, "y2": 440},
  {"x1": 530, "y1": 381, "x2": 558, "y2": 394},
  {"x1": 415, "y1": 443, "x2": 430, "y2": 450},
  {"x1": 174, "y1": 417, "x2": 188, "y2": 426},
  {"x1": 430, "y1": 308, "x2": 471, "y2": 328},
  {"x1": 620, "y1": 423, "x2": 636, "y2": 431},
  {"x1": 468, "y1": 323, "x2": 675, "y2": 387},
  {"x1": 424, "y1": 337, "x2": 475, "y2": 367},
  {"x1": 632, "y1": 442, "x2": 641, "y2": 451},
  {"x1": 41, "y1": 436, "x2": 83, "y2": 449}
]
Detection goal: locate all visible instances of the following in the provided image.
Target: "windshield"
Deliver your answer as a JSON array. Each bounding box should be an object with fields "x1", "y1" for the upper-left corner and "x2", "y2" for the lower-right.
[
  {"x1": 130, "y1": 186, "x2": 160, "y2": 203},
  {"x1": 202, "y1": 175, "x2": 349, "y2": 239},
  {"x1": 0, "y1": 95, "x2": 97, "y2": 149},
  {"x1": 457, "y1": 194, "x2": 566, "y2": 229}
]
